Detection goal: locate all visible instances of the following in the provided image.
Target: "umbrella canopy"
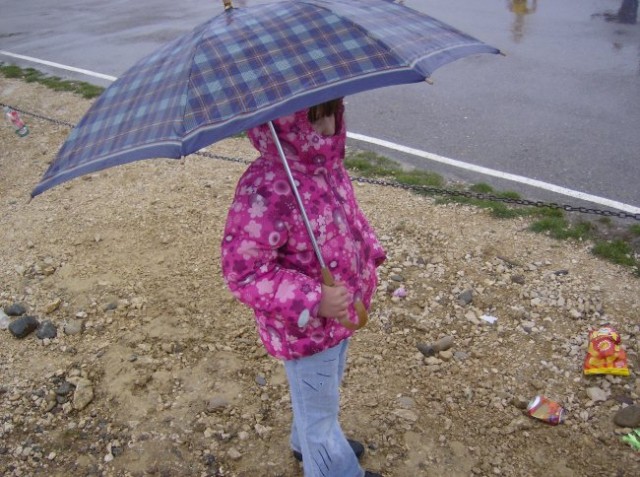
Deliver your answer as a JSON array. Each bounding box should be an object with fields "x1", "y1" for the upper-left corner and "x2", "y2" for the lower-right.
[{"x1": 32, "y1": 0, "x2": 500, "y2": 197}]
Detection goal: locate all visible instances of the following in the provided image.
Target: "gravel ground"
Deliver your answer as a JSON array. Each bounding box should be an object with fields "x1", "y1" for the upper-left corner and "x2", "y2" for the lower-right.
[{"x1": 2, "y1": 78, "x2": 640, "y2": 477}]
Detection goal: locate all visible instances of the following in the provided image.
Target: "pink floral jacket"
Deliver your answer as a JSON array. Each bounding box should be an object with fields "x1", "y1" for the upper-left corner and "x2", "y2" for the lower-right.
[{"x1": 221, "y1": 104, "x2": 386, "y2": 360}]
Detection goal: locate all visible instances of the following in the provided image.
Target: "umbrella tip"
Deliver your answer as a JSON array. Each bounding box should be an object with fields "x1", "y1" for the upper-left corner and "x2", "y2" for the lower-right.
[
  {"x1": 222, "y1": 0, "x2": 233, "y2": 10},
  {"x1": 425, "y1": 77, "x2": 434, "y2": 85},
  {"x1": 499, "y1": 50, "x2": 507, "y2": 57}
]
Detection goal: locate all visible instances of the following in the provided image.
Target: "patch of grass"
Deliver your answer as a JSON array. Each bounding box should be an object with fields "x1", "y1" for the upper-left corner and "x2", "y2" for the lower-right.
[
  {"x1": 435, "y1": 182, "x2": 529, "y2": 218},
  {"x1": 395, "y1": 170, "x2": 444, "y2": 188},
  {"x1": 470, "y1": 183, "x2": 494, "y2": 194},
  {"x1": 597, "y1": 216, "x2": 613, "y2": 227},
  {"x1": 528, "y1": 216, "x2": 595, "y2": 240},
  {"x1": 592, "y1": 240, "x2": 637, "y2": 267},
  {"x1": 630, "y1": 224, "x2": 640, "y2": 236},
  {"x1": 345, "y1": 150, "x2": 444, "y2": 190},
  {"x1": 0, "y1": 63, "x2": 104, "y2": 99},
  {"x1": 344, "y1": 150, "x2": 402, "y2": 177}
]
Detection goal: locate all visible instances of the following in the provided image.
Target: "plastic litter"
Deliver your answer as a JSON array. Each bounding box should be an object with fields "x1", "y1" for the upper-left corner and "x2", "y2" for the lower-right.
[
  {"x1": 621, "y1": 428, "x2": 640, "y2": 452},
  {"x1": 527, "y1": 395, "x2": 566, "y2": 425},
  {"x1": 392, "y1": 287, "x2": 407, "y2": 298},
  {"x1": 480, "y1": 314, "x2": 498, "y2": 324},
  {"x1": 4, "y1": 106, "x2": 29, "y2": 137},
  {"x1": 583, "y1": 325, "x2": 630, "y2": 376}
]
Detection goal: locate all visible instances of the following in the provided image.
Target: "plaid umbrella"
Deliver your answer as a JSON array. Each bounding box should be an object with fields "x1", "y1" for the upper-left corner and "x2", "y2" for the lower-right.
[{"x1": 31, "y1": 0, "x2": 500, "y2": 197}]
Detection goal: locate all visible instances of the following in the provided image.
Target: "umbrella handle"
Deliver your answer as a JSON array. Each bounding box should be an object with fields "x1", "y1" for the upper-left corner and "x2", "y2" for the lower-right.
[{"x1": 321, "y1": 267, "x2": 368, "y2": 331}]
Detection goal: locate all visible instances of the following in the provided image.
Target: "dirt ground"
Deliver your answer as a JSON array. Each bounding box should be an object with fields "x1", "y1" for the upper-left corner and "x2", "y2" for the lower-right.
[{"x1": 1, "y1": 78, "x2": 640, "y2": 477}]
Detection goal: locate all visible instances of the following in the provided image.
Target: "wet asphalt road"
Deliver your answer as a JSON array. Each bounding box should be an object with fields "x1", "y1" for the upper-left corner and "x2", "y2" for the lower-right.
[{"x1": 1, "y1": 0, "x2": 639, "y2": 213}]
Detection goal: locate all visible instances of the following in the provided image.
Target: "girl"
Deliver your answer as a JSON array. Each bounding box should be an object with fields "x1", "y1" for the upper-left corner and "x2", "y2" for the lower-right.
[{"x1": 221, "y1": 98, "x2": 385, "y2": 477}]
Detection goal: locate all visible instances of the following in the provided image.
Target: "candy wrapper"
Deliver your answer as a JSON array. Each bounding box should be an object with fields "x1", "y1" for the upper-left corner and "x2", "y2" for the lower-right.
[
  {"x1": 527, "y1": 395, "x2": 566, "y2": 425},
  {"x1": 583, "y1": 326, "x2": 630, "y2": 376},
  {"x1": 621, "y1": 429, "x2": 640, "y2": 452}
]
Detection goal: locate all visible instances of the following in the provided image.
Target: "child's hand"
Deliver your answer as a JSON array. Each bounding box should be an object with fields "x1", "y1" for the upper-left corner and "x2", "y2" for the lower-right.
[{"x1": 318, "y1": 282, "x2": 350, "y2": 320}]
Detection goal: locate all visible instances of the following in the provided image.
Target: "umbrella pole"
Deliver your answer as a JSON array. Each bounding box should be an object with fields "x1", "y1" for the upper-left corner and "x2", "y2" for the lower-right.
[{"x1": 267, "y1": 121, "x2": 367, "y2": 331}]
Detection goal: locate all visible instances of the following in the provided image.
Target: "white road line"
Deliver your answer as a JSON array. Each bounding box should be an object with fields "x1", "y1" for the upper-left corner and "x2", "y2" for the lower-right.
[
  {"x1": 2, "y1": 50, "x2": 639, "y2": 215},
  {"x1": 0, "y1": 50, "x2": 118, "y2": 82},
  {"x1": 349, "y1": 134, "x2": 640, "y2": 215}
]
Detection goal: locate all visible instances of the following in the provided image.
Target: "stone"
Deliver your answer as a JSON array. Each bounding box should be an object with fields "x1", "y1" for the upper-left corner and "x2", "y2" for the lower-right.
[
  {"x1": 72, "y1": 384, "x2": 94, "y2": 410},
  {"x1": 36, "y1": 320, "x2": 58, "y2": 340},
  {"x1": 43, "y1": 298, "x2": 62, "y2": 314},
  {"x1": 613, "y1": 405, "x2": 640, "y2": 428},
  {"x1": 586, "y1": 387, "x2": 608, "y2": 403},
  {"x1": 64, "y1": 319, "x2": 84, "y2": 336},
  {"x1": 207, "y1": 396, "x2": 230, "y2": 413},
  {"x1": 8, "y1": 315, "x2": 39, "y2": 338},
  {"x1": 56, "y1": 381, "x2": 74, "y2": 396},
  {"x1": 457, "y1": 289, "x2": 473, "y2": 306},
  {"x1": 5, "y1": 303, "x2": 27, "y2": 316},
  {"x1": 0, "y1": 310, "x2": 9, "y2": 330}
]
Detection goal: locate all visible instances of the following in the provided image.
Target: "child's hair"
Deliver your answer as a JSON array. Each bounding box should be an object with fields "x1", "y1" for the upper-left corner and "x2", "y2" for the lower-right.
[{"x1": 308, "y1": 98, "x2": 343, "y2": 123}]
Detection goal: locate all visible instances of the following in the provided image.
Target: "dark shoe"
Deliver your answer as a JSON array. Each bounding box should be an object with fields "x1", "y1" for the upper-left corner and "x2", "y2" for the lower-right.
[
  {"x1": 292, "y1": 438, "x2": 365, "y2": 462},
  {"x1": 364, "y1": 472, "x2": 383, "y2": 477}
]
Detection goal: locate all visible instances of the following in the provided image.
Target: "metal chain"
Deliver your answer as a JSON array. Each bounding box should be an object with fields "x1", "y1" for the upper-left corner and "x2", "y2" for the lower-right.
[
  {"x1": 5, "y1": 103, "x2": 640, "y2": 221},
  {"x1": 353, "y1": 177, "x2": 640, "y2": 221},
  {"x1": 1, "y1": 101, "x2": 76, "y2": 128}
]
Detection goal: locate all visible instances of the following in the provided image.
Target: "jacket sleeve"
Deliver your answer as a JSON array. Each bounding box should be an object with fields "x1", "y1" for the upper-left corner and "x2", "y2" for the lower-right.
[{"x1": 221, "y1": 173, "x2": 323, "y2": 327}]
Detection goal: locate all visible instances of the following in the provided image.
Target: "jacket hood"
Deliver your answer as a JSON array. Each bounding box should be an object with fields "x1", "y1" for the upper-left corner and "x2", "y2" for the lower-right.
[{"x1": 247, "y1": 103, "x2": 346, "y2": 175}]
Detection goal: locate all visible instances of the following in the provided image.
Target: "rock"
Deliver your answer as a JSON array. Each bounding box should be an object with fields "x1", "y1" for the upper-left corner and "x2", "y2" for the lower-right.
[
  {"x1": 55, "y1": 381, "x2": 74, "y2": 396},
  {"x1": 416, "y1": 343, "x2": 436, "y2": 357},
  {"x1": 43, "y1": 298, "x2": 62, "y2": 314},
  {"x1": 614, "y1": 405, "x2": 640, "y2": 428},
  {"x1": 433, "y1": 335, "x2": 454, "y2": 352},
  {"x1": 457, "y1": 289, "x2": 473, "y2": 306},
  {"x1": 64, "y1": 319, "x2": 84, "y2": 336},
  {"x1": 417, "y1": 335, "x2": 454, "y2": 357},
  {"x1": 439, "y1": 349, "x2": 454, "y2": 361},
  {"x1": 8, "y1": 315, "x2": 39, "y2": 338},
  {"x1": 254, "y1": 423, "x2": 272, "y2": 439},
  {"x1": 465, "y1": 311, "x2": 481, "y2": 325},
  {"x1": 5, "y1": 303, "x2": 27, "y2": 316},
  {"x1": 36, "y1": 320, "x2": 58, "y2": 340},
  {"x1": 586, "y1": 387, "x2": 608, "y2": 403},
  {"x1": 207, "y1": 396, "x2": 230, "y2": 413},
  {"x1": 393, "y1": 409, "x2": 418, "y2": 422},
  {"x1": 0, "y1": 310, "x2": 9, "y2": 330},
  {"x1": 227, "y1": 448, "x2": 242, "y2": 460},
  {"x1": 67, "y1": 377, "x2": 94, "y2": 410}
]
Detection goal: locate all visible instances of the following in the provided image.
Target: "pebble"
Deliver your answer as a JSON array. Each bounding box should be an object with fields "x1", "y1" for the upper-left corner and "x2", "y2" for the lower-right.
[
  {"x1": 8, "y1": 315, "x2": 39, "y2": 339},
  {"x1": 586, "y1": 387, "x2": 608, "y2": 403},
  {"x1": 227, "y1": 448, "x2": 242, "y2": 460},
  {"x1": 56, "y1": 381, "x2": 74, "y2": 396},
  {"x1": 67, "y1": 377, "x2": 94, "y2": 410},
  {"x1": 0, "y1": 310, "x2": 10, "y2": 330},
  {"x1": 64, "y1": 319, "x2": 84, "y2": 336},
  {"x1": 36, "y1": 320, "x2": 58, "y2": 340},
  {"x1": 457, "y1": 289, "x2": 473, "y2": 306},
  {"x1": 5, "y1": 303, "x2": 27, "y2": 316},
  {"x1": 613, "y1": 405, "x2": 640, "y2": 428},
  {"x1": 416, "y1": 335, "x2": 454, "y2": 357},
  {"x1": 43, "y1": 298, "x2": 62, "y2": 314},
  {"x1": 207, "y1": 396, "x2": 230, "y2": 413}
]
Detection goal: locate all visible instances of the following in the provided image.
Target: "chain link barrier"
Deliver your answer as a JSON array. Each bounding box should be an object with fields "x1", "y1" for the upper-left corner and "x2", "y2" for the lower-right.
[{"x1": 4, "y1": 102, "x2": 639, "y2": 222}]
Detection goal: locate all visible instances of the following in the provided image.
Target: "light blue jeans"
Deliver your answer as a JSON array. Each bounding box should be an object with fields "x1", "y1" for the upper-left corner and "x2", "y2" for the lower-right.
[{"x1": 284, "y1": 339, "x2": 364, "y2": 477}]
